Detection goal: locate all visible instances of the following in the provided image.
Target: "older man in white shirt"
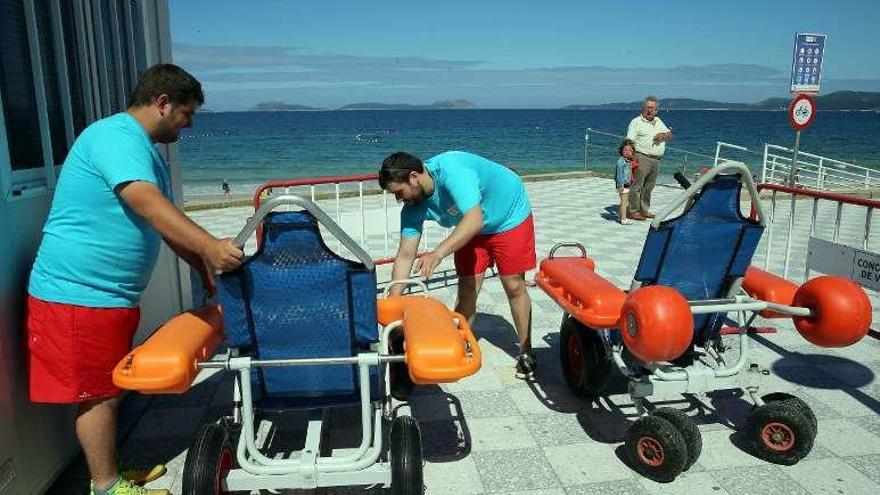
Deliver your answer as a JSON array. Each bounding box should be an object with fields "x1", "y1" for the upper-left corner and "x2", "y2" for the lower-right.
[{"x1": 625, "y1": 96, "x2": 673, "y2": 220}]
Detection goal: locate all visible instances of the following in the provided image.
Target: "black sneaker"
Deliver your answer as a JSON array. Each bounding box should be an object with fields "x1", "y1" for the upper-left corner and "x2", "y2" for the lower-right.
[{"x1": 515, "y1": 352, "x2": 537, "y2": 380}]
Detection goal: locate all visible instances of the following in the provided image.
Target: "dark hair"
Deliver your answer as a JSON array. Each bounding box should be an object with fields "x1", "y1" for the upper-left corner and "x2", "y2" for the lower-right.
[
  {"x1": 128, "y1": 64, "x2": 204, "y2": 108},
  {"x1": 378, "y1": 151, "x2": 424, "y2": 189},
  {"x1": 619, "y1": 139, "x2": 636, "y2": 156}
]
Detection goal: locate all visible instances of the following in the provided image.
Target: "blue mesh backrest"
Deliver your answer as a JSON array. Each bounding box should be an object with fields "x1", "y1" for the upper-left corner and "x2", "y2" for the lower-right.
[
  {"x1": 634, "y1": 174, "x2": 763, "y2": 345},
  {"x1": 218, "y1": 211, "x2": 379, "y2": 402}
]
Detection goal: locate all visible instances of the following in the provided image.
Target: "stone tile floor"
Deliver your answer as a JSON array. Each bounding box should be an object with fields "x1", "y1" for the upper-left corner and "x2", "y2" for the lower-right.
[{"x1": 49, "y1": 176, "x2": 880, "y2": 494}]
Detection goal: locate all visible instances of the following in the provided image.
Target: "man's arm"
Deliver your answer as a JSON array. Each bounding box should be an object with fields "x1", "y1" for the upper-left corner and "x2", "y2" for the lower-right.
[
  {"x1": 388, "y1": 234, "x2": 421, "y2": 296},
  {"x1": 165, "y1": 235, "x2": 217, "y2": 296},
  {"x1": 653, "y1": 119, "x2": 673, "y2": 143},
  {"x1": 118, "y1": 181, "x2": 243, "y2": 272},
  {"x1": 414, "y1": 206, "x2": 484, "y2": 278}
]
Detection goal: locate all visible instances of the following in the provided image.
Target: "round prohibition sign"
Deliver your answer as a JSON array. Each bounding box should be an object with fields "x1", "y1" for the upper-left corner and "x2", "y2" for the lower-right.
[{"x1": 789, "y1": 94, "x2": 817, "y2": 131}]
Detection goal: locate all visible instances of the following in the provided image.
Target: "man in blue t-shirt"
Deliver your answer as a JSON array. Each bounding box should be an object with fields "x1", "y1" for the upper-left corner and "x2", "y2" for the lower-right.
[
  {"x1": 26, "y1": 64, "x2": 242, "y2": 495},
  {"x1": 379, "y1": 151, "x2": 537, "y2": 379}
]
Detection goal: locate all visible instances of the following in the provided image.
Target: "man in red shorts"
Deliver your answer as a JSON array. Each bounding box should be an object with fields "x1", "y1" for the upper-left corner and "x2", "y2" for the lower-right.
[
  {"x1": 379, "y1": 151, "x2": 537, "y2": 378},
  {"x1": 27, "y1": 64, "x2": 243, "y2": 495}
]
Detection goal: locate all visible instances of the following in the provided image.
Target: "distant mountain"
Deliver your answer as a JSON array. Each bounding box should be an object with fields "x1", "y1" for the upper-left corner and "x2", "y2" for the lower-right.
[
  {"x1": 563, "y1": 91, "x2": 880, "y2": 111},
  {"x1": 338, "y1": 99, "x2": 477, "y2": 110},
  {"x1": 249, "y1": 101, "x2": 323, "y2": 111}
]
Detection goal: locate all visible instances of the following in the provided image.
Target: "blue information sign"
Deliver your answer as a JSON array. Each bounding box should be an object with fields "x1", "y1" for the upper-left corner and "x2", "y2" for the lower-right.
[{"x1": 790, "y1": 33, "x2": 826, "y2": 94}]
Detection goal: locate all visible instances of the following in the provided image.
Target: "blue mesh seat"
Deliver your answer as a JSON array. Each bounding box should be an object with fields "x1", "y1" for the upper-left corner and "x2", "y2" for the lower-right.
[
  {"x1": 634, "y1": 173, "x2": 764, "y2": 347},
  {"x1": 218, "y1": 211, "x2": 380, "y2": 407}
]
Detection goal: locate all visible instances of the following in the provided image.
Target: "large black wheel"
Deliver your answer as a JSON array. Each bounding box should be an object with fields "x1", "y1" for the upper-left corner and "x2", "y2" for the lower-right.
[
  {"x1": 652, "y1": 408, "x2": 702, "y2": 471},
  {"x1": 746, "y1": 400, "x2": 815, "y2": 465},
  {"x1": 761, "y1": 392, "x2": 817, "y2": 436},
  {"x1": 624, "y1": 416, "x2": 688, "y2": 483},
  {"x1": 388, "y1": 328, "x2": 414, "y2": 401},
  {"x1": 182, "y1": 423, "x2": 235, "y2": 495},
  {"x1": 559, "y1": 315, "x2": 611, "y2": 397},
  {"x1": 390, "y1": 416, "x2": 424, "y2": 495}
]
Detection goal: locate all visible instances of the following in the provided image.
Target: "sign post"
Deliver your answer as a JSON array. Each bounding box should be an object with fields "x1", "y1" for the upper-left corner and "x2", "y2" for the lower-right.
[{"x1": 782, "y1": 32, "x2": 824, "y2": 278}]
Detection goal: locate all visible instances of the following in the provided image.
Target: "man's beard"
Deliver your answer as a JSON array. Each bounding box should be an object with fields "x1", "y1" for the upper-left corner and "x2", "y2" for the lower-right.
[{"x1": 406, "y1": 184, "x2": 427, "y2": 205}]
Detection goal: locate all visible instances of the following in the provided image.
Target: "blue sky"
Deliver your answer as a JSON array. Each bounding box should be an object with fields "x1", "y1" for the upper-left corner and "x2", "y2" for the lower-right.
[{"x1": 169, "y1": 0, "x2": 880, "y2": 110}]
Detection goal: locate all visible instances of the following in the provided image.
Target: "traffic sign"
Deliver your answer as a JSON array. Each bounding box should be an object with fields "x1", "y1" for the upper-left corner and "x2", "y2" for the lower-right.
[
  {"x1": 790, "y1": 33, "x2": 826, "y2": 94},
  {"x1": 789, "y1": 94, "x2": 816, "y2": 131}
]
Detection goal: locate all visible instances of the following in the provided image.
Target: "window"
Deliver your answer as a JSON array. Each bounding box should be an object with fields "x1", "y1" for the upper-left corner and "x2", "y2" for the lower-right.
[
  {"x1": 0, "y1": 0, "x2": 44, "y2": 171},
  {"x1": 60, "y1": 0, "x2": 87, "y2": 137},
  {"x1": 34, "y1": 0, "x2": 67, "y2": 165}
]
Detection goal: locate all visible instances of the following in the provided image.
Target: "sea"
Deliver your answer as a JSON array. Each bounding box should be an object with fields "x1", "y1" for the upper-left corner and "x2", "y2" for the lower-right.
[{"x1": 177, "y1": 109, "x2": 880, "y2": 199}]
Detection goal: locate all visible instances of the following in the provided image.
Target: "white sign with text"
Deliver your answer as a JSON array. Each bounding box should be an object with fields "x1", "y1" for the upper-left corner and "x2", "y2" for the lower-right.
[{"x1": 807, "y1": 236, "x2": 880, "y2": 291}]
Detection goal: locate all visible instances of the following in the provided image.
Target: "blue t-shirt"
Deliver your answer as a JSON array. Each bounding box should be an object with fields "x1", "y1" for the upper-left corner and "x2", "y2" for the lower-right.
[
  {"x1": 29, "y1": 113, "x2": 172, "y2": 308},
  {"x1": 400, "y1": 151, "x2": 531, "y2": 238}
]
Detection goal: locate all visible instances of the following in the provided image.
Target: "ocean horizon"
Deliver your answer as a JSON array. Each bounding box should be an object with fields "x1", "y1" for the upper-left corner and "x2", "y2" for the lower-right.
[{"x1": 177, "y1": 109, "x2": 880, "y2": 199}]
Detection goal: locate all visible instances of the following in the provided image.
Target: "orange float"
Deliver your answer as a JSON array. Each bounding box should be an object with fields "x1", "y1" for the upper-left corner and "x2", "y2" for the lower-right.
[
  {"x1": 742, "y1": 266, "x2": 799, "y2": 318},
  {"x1": 792, "y1": 276, "x2": 872, "y2": 347},
  {"x1": 536, "y1": 257, "x2": 627, "y2": 328},
  {"x1": 113, "y1": 305, "x2": 225, "y2": 394},
  {"x1": 620, "y1": 286, "x2": 694, "y2": 363}
]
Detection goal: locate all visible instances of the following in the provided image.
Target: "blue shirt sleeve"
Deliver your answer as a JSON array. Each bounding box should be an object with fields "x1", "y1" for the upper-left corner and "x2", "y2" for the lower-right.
[
  {"x1": 443, "y1": 166, "x2": 481, "y2": 214},
  {"x1": 615, "y1": 157, "x2": 629, "y2": 188},
  {"x1": 89, "y1": 131, "x2": 159, "y2": 191},
  {"x1": 400, "y1": 203, "x2": 427, "y2": 238}
]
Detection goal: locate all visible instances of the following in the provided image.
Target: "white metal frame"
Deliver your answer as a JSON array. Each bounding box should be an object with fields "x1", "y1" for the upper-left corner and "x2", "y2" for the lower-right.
[
  {"x1": 194, "y1": 197, "x2": 436, "y2": 491},
  {"x1": 551, "y1": 163, "x2": 813, "y2": 414}
]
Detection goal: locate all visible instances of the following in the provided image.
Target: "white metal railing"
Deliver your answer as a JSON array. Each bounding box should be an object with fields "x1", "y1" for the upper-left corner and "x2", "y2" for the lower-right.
[
  {"x1": 584, "y1": 128, "x2": 762, "y2": 180},
  {"x1": 755, "y1": 182, "x2": 878, "y2": 282},
  {"x1": 252, "y1": 175, "x2": 449, "y2": 266},
  {"x1": 760, "y1": 144, "x2": 880, "y2": 191}
]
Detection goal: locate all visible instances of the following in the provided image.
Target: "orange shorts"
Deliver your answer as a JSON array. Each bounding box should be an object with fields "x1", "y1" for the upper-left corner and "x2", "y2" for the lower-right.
[
  {"x1": 454, "y1": 215, "x2": 536, "y2": 276},
  {"x1": 26, "y1": 295, "x2": 140, "y2": 403}
]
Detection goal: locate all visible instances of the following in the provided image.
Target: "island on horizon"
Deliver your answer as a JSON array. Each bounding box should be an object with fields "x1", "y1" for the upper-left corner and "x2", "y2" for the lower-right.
[
  {"x1": 240, "y1": 91, "x2": 879, "y2": 112},
  {"x1": 564, "y1": 91, "x2": 880, "y2": 111}
]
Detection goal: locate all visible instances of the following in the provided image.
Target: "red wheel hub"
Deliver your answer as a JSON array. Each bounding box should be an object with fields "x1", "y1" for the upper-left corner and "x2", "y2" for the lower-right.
[
  {"x1": 216, "y1": 447, "x2": 233, "y2": 494},
  {"x1": 761, "y1": 422, "x2": 795, "y2": 451},
  {"x1": 637, "y1": 436, "x2": 665, "y2": 467}
]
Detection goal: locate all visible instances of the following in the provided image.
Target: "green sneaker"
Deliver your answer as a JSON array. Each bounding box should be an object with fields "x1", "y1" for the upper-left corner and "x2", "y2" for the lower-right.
[{"x1": 90, "y1": 478, "x2": 170, "y2": 495}]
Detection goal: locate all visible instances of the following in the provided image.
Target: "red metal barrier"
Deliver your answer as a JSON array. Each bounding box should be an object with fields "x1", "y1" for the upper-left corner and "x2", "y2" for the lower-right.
[{"x1": 752, "y1": 182, "x2": 879, "y2": 341}]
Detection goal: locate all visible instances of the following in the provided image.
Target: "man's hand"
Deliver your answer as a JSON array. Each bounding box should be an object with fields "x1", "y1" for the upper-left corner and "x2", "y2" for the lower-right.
[
  {"x1": 412, "y1": 250, "x2": 444, "y2": 278},
  {"x1": 204, "y1": 238, "x2": 244, "y2": 272},
  {"x1": 653, "y1": 132, "x2": 672, "y2": 143}
]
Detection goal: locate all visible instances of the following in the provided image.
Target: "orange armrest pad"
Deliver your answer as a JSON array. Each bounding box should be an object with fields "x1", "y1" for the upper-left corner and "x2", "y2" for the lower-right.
[
  {"x1": 536, "y1": 257, "x2": 627, "y2": 328},
  {"x1": 112, "y1": 305, "x2": 225, "y2": 394},
  {"x1": 400, "y1": 297, "x2": 481, "y2": 384},
  {"x1": 742, "y1": 266, "x2": 799, "y2": 318}
]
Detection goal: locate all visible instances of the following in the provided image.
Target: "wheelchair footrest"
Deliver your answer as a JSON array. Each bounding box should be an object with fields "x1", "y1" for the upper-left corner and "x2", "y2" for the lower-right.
[
  {"x1": 378, "y1": 296, "x2": 481, "y2": 384},
  {"x1": 113, "y1": 305, "x2": 224, "y2": 394}
]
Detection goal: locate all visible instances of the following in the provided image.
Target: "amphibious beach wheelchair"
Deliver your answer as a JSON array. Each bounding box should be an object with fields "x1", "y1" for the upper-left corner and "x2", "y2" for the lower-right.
[
  {"x1": 113, "y1": 195, "x2": 482, "y2": 494},
  {"x1": 536, "y1": 163, "x2": 872, "y2": 482}
]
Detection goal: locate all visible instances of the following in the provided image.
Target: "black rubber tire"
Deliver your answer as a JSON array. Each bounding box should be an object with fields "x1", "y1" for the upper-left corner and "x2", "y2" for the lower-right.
[
  {"x1": 624, "y1": 415, "x2": 688, "y2": 483},
  {"x1": 182, "y1": 423, "x2": 235, "y2": 495},
  {"x1": 559, "y1": 315, "x2": 611, "y2": 397},
  {"x1": 652, "y1": 407, "x2": 702, "y2": 471},
  {"x1": 746, "y1": 400, "x2": 815, "y2": 465},
  {"x1": 388, "y1": 328, "x2": 414, "y2": 401},
  {"x1": 762, "y1": 392, "x2": 818, "y2": 436},
  {"x1": 390, "y1": 416, "x2": 424, "y2": 495}
]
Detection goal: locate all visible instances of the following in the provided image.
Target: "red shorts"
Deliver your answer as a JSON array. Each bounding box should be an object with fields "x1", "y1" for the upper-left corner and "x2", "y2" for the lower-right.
[
  {"x1": 455, "y1": 214, "x2": 537, "y2": 276},
  {"x1": 26, "y1": 295, "x2": 140, "y2": 403}
]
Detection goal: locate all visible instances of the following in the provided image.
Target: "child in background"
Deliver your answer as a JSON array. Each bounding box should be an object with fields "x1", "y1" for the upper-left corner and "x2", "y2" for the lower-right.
[{"x1": 615, "y1": 139, "x2": 637, "y2": 224}]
